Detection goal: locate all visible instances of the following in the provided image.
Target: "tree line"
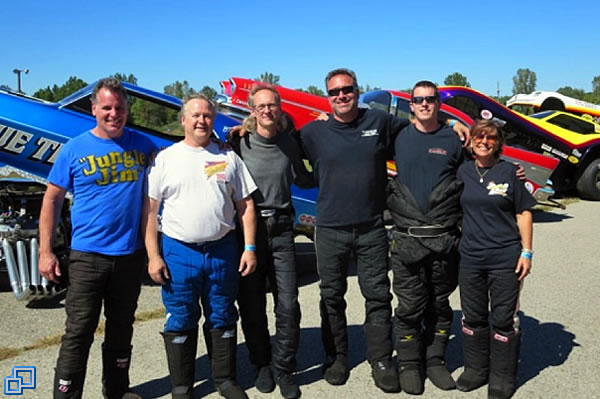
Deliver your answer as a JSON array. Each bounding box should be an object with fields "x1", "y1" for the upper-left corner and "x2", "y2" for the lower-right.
[{"x1": 4, "y1": 69, "x2": 599, "y2": 110}]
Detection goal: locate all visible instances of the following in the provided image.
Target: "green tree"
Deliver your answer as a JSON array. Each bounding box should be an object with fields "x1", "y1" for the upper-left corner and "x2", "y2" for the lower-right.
[
  {"x1": 256, "y1": 72, "x2": 280, "y2": 85},
  {"x1": 112, "y1": 73, "x2": 138, "y2": 85},
  {"x1": 305, "y1": 85, "x2": 325, "y2": 96},
  {"x1": 592, "y1": 76, "x2": 600, "y2": 94},
  {"x1": 512, "y1": 68, "x2": 537, "y2": 95},
  {"x1": 359, "y1": 84, "x2": 381, "y2": 93},
  {"x1": 164, "y1": 80, "x2": 196, "y2": 99},
  {"x1": 200, "y1": 85, "x2": 217, "y2": 99},
  {"x1": 556, "y1": 86, "x2": 586, "y2": 100},
  {"x1": 33, "y1": 76, "x2": 88, "y2": 101},
  {"x1": 443, "y1": 72, "x2": 471, "y2": 87}
]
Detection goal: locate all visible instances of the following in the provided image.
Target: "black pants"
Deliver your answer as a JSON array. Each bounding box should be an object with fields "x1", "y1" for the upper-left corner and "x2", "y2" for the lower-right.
[
  {"x1": 315, "y1": 217, "x2": 392, "y2": 363},
  {"x1": 238, "y1": 212, "x2": 301, "y2": 373},
  {"x1": 55, "y1": 250, "x2": 144, "y2": 381},
  {"x1": 459, "y1": 266, "x2": 521, "y2": 335},
  {"x1": 391, "y1": 249, "x2": 458, "y2": 338}
]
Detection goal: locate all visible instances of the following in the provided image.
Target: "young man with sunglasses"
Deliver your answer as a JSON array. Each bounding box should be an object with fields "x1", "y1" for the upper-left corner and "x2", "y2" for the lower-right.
[
  {"x1": 386, "y1": 80, "x2": 465, "y2": 394},
  {"x1": 300, "y1": 70, "x2": 469, "y2": 394}
]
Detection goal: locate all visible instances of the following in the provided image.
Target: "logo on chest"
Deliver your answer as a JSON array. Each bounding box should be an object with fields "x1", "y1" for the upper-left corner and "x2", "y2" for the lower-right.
[
  {"x1": 428, "y1": 147, "x2": 447, "y2": 156},
  {"x1": 204, "y1": 161, "x2": 227, "y2": 182},
  {"x1": 487, "y1": 182, "x2": 508, "y2": 196},
  {"x1": 361, "y1": 129, "x2": 378, "y2": 137}
]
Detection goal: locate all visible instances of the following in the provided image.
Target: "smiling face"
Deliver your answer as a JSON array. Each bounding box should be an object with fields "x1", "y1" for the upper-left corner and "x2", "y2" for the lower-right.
[
  {"x1": 409, "y1": 86, "x2": 440, "y2": 126},
  {"x1": 251, "y1": 88, "x2": 281, "y2": 134},
  {"x1": 91, "y1": 88, "x2": 128, "y2": 138},
  {"x1": 470, "y1": 121, "x2": 504, "y2": 162},
  {"x1": 326, "y1": 74, "x2": 359, "y2": 122},
  {"x1": 181, "y1": 98, "x2": 215, "y2": 147}
]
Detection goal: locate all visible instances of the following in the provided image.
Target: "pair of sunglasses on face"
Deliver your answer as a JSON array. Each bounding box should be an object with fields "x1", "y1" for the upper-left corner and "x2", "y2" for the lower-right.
[
  {"x1": 327, "y1": 85, "x2": 356, "y2": 97},
  {"x1": 411, "y1": 96, "x2": 439, "y2": 104},
  {"x1": 472, "y1": 134, "x2": 499, "y2": 144}
]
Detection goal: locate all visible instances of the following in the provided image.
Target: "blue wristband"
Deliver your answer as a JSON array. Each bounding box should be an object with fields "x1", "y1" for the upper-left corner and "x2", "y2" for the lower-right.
[
  {"x1": 244, "y1": 244, "x2": 256, "y2": 252},
  {"x1": 520, "y1": 251, "x2": 533, "y2": 259},
  {"x1": 449, "y1": 119, "x2": 457, "y2": 127}
]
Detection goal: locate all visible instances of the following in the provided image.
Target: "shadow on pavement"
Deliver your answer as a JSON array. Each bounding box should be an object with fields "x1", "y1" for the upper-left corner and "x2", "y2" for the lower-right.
[
  {"x1": 532, "y1": 210, "x2": 573, "y2": 223},
  {"x1": 518, "y1": 311, "x2": 578, "y2": 386},
  {"x1": 448, "y1": 310, "x2": 578, "y2": 387}
]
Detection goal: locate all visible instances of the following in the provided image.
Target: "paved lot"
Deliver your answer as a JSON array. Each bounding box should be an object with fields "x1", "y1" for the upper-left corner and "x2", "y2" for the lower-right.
[{"x1": 1, "y1": 200, "x2": 600, "y2": 398}]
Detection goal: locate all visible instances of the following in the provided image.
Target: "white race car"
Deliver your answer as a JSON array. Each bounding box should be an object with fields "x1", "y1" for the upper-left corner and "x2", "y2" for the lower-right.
[{"x1": 507, "y1": 91, "x2": 600, "y2": 123}]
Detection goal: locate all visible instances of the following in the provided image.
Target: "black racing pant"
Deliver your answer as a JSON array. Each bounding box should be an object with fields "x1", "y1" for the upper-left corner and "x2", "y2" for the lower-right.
[
  {"x1": 238, "y1": 212, "x2": 301, "y2": 373},
  {"x1": 391, "y1": 248, "x2": 458, "y2": 338},
  {"x1": 55, "y1": 250, "x2": 144, "y2": 385},
  {"x1": 315, "y1": 217, "x2": 393, "y2": 364},
  {"x1": 459, "y1": 266, "x2": 521, "y2": 335}
]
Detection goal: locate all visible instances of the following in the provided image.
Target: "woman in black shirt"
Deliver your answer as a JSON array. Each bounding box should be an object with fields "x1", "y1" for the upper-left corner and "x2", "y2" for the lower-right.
[{"x1": 456, "y1": 120, "x2": 535, "y2": 399}]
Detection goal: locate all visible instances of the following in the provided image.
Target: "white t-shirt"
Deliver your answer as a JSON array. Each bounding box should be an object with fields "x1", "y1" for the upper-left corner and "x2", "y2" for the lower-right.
[{"x1": 146, "y1": 141, "x2": 257, "y2": 243}]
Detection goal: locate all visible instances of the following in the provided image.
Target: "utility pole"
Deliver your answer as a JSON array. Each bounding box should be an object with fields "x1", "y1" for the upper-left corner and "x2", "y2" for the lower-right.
[
  {"x1": 497, "y1": 81, "x2": 500, "y2": 99},
  {"x1": 13, "y1": 68, "x2": 29, "y2": 93}
]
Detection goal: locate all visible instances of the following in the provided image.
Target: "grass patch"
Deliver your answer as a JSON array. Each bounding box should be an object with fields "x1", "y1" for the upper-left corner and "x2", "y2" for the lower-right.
[{"x1": 0, "y1": 307, "x2": 165, "y2": 361}]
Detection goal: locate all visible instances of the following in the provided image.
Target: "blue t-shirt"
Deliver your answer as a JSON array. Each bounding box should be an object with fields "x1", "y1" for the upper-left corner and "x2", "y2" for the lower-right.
[{"x1": 48, "y1": 129, "x2": 158, "y2": 255}]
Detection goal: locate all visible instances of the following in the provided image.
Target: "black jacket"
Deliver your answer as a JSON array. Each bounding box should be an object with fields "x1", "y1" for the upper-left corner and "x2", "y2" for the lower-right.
[{"x1": 386, "y1": 176, "x2": 463, "y2": 263}]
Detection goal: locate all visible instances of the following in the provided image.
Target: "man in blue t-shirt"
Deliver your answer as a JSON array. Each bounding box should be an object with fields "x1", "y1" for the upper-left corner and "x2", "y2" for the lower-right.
[{"x1": 39, "y1": 78, "x2": 157, "y2": 399}]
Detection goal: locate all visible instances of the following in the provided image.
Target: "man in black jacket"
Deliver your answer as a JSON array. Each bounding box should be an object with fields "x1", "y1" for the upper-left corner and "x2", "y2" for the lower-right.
[{"x1": 387, "y1": 80, "x2": 463, "y2": 394}]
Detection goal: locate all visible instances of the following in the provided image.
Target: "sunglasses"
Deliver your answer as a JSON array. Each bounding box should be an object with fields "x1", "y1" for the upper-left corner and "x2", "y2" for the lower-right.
[
  {"x1": 327, "y1": 85, "x2": 355, "y2": 97},
  {"x1": 411, "y1": 96, "x2": 439, "y2": 104},
  {"x1": 472, "y1": 134, "x2": 499, "y2": 144}
]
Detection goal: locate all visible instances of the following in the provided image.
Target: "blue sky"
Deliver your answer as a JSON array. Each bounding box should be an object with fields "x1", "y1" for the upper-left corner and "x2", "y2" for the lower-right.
[{"x1": 1, "y1": 1, "x2": 598, "y2": 97}]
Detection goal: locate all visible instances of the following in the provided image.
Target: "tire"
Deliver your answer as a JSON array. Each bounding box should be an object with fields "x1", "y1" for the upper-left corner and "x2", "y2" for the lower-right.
[
  {"x1": 540, "y1": 98, "x2": 565, "y2": 112},
  {"x1": 576, "y1": 158, "x2": 600, "y2": 200}
]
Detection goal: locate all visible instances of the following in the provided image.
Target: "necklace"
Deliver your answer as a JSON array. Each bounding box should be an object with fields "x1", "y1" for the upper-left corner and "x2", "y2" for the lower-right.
[{"x1": 475, "y1": 163, "x2": 490, "y2": 183}]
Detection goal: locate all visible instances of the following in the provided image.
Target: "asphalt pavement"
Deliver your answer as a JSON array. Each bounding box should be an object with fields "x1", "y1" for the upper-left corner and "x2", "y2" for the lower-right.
[{"x1": 1, "y1": 200, "x2": 599, "y2": 398}]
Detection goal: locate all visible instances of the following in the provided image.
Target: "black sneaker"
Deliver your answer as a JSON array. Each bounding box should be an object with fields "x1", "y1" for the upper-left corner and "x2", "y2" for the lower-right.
[
  {"x1": 371, "y1": 360, "x2": 400, "y2": 393},
  {"x1": 275, "y1": 371, "x2": 301, "y2": 399},
  {"x1": 254, "y1": 365, "x2": 275, "y2": 393}
]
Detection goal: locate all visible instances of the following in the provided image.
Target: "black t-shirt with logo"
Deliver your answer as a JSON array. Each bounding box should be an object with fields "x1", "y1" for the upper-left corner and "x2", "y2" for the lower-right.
[
  {"x1": 393, "y1": 124, "x2": 464, "y2": 213},
  {"x1": 301, "y1": 108, "x2": 409, "y2": 227},
  {"x1": 457, "y1": 159, "x2": 537, "y2": 269}
]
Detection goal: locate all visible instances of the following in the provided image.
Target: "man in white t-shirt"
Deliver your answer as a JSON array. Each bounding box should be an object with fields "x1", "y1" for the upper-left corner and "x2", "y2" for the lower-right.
[{"x1": 142, "y1": 94, "x2": 257, "y2": 399}]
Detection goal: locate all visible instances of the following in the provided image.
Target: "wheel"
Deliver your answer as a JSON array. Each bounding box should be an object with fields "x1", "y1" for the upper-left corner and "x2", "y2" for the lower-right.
[
  {"x1": 540, "y1": 97, "x2": 565, "y2": 112},
  {"x1": 576, "y1": 158, "x2": 600, "y2": 200}
]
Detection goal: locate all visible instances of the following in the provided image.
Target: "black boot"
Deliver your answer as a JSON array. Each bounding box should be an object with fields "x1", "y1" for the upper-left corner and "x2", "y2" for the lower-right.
[
  {"x1": 161, "y1": 328, "x2": 198, "y2": 399},
  {"x1": 364, "y1": 323, "x2": 399, "y2": 393},
  {"x1": 456, "y1": 325, "x2": 490, "y2": 392},
  {"x1": 101, "y1": 344, "x2": 141, "y2": 399},
  {"x1": 210, "y1": 326, "x2": 248, "y2": 399},
  {"x1": 488, "y1": 331, "x2": 521, "y2": 399},
  {"x1": 322, "y1": 354, "x2": 349, "y2": 385},
  {"x1": 396, "y1": 335, "x2": 424, "y2": 395},
  {"x1": 424, "y1": 330, "x2": 456, "y2": 390},
  {"x1": 54, "y1": 369, "x2": 86, "y2": 399}
]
